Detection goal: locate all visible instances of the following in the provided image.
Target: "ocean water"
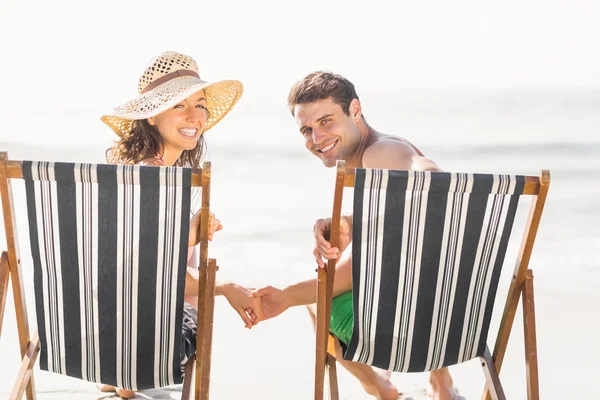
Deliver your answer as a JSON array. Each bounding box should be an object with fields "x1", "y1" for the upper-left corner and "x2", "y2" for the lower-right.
[{"x1": 0, "y1": 90, "x2": 599, "y2": 399}]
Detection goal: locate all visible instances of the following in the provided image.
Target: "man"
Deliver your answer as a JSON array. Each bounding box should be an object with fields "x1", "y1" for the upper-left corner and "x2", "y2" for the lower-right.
[{"x1": 252, "y1": 72, "x2": 458, "y2": 400}]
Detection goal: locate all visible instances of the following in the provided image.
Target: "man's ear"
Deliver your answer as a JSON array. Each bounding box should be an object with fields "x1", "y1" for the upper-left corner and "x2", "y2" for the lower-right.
[
  {"x1": 147, "y1": 117, "x2": 155, "y2": 126},
  {"x1": 349, "y1": 98, "x2": 362, "y2": 120}
]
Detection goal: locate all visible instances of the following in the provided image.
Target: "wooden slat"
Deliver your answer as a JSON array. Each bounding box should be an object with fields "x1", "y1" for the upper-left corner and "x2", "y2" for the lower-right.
[
  {"x1": 326, "y1": 333, "x2": 337, "y2": 357},
  {"x1": 523, "y1": 270, "x2": 540, "y2": 400},
  {"x1": 343, "y1": 168, "x2": 542, "y2": 195},
  {"x1": 190, "y1": 169, "x2": 203, "y2": 187},
  {"x1": 6, "y1": 161, "x2": 23, "y2": 179}
]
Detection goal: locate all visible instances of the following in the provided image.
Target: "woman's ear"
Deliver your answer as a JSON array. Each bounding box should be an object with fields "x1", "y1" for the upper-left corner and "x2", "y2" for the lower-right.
[{"x1": 147, "y1": 117, "x2": 155, "y2": 126}]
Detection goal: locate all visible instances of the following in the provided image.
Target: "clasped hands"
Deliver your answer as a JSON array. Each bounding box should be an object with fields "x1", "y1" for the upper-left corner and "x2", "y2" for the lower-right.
[{"x1": 231, "y1": 215, "x2": 353, "y2": 329}]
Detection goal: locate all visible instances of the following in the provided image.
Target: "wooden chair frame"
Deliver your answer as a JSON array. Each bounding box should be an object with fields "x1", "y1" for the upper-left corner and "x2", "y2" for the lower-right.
[
  {"x1": 314, "y1": 160, "x2": 550, "y2": 400},
  {"x1": 0, "y1": 152, "x2": 218, "y2": 400}
]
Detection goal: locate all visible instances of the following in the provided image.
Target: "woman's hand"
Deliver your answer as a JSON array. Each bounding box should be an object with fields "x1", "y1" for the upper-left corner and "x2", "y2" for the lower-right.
[
  {"x1": 207, "y1": 212, "x2": 223, "y2": 240},
  {"x1": 221, "y1": 283, "x2": 262, "y2": 329},
  {"x1": 189, "y1": 210, "x2": 223, "y2": 247}
]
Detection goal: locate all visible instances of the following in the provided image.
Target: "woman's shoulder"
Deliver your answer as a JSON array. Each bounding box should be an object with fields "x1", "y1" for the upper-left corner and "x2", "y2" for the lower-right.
[{"x1": 138, "y1": 158, "x2": 164, "y2": 167}]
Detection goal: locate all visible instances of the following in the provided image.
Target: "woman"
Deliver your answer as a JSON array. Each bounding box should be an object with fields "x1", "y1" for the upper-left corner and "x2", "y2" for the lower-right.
[{"x1": 100, "y1": 50, "x2": 258, "y2": 398}]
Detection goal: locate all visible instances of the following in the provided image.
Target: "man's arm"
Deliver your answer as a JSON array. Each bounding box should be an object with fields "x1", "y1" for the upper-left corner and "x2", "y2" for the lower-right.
[
  {"x1": 252, "y1": 254, "x2": 353, "y2": 323},
  {"x1": 284, "y1": 254, "x2": 353, "y2": 306}
]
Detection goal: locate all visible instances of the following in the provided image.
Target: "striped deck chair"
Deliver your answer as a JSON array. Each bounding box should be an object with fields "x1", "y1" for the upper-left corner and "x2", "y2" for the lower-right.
[
  {"x1": 315, "y1": 160, "x2": 550, "y2": 400},
  {"x1": 0, "y1": 152, "x2": 218, "y2": 400}
]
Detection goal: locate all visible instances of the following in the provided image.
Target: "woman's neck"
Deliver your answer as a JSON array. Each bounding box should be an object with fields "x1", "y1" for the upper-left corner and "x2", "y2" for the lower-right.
[{"x1": 158, "y1": 147, "x2": 182, "y2": 166}]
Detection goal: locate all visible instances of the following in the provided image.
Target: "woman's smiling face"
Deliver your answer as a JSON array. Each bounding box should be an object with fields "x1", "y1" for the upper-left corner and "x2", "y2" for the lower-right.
[{"x1": 148, "y1": 89, "x2": 208, "y2": 160}]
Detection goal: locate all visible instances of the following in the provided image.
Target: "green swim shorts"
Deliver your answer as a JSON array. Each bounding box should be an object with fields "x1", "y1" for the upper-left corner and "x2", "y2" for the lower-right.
[{"x1": 330, "y1": 290, "x2": 354, "y2": 346}]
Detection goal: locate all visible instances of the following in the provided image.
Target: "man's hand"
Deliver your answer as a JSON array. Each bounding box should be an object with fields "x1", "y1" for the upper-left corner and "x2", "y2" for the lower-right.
[
  {"x1": 188, "y1": 210, "x2": 223, "y2": 247},
  {"x1": 313, "y1": 215, "x2": 352, "y2": 268},
  {"x1": 249, "y1": 286, "x2": 290, "y2": 324}
]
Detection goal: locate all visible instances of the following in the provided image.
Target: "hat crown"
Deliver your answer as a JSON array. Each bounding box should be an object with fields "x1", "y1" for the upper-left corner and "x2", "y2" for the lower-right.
[{"x1": 138, "y1": 51, "x2": 200, "y2": 94}]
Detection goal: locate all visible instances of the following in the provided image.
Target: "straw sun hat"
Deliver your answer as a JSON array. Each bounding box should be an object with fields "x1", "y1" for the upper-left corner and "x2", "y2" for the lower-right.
[{"x1": 101, "y1": 51, "x2": 243, "y2": 137}]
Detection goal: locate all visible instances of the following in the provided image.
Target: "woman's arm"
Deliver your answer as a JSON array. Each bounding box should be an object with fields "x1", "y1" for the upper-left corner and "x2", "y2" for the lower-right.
[{"x1": 184, "y1": 267, "x2": 258, "y2": 328}]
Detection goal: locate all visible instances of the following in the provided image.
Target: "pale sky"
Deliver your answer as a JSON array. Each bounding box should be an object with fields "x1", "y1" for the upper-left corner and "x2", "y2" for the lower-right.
[{"x1": 0, "y1": 0, "x2": 599, "y2": 144}]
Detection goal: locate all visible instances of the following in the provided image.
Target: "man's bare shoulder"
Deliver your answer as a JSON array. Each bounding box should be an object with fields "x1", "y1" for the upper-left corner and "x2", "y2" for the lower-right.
[{"x1": 362, "y1": 135, "x2": 441, "y2": 171}]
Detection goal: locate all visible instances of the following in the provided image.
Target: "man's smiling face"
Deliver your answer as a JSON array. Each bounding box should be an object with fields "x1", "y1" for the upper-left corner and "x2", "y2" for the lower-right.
[{"x1": 294, "y1": 98, "x2": 362, "y2": 167}]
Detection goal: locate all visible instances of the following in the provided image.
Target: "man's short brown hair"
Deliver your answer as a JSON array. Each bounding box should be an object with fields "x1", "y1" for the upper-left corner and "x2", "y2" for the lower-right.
[{"x1": 287, "y1": 71, "x2": 360, "y2": 116}]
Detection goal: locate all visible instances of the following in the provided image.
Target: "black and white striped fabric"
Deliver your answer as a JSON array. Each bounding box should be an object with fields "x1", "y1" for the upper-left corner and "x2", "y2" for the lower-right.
[
  {"x1": 344, "y1": 169, "x2": 525, "y2": 372},
  {"x1": 23, "y1": 161, "x2": 191, "y2": 390}
]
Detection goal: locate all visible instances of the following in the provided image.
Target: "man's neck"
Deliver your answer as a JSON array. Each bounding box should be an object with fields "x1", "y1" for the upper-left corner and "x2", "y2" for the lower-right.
[{"x1": 344, "y1": 120, "x2": 374, "y2": 168}]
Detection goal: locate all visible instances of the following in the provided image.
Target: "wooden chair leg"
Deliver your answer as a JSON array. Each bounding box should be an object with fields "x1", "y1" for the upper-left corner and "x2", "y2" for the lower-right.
[
  {"x1": 181, "y1": 355, "x2": 195, "y2": 400},
  {"x1": 326, "y1": 354, "x2": 339, "y2": 400},
  {"x1": 523, "y1": 270, "x2": 540, "y2": 400},
  {"x1": 9, "y1": 331, "x2": 40, "y2": 400},
  {"x1": 196, "y1": 259, "x2": 217, "y2": 400},
  {"x1": 314, "y1": 268, "x2": 329, "y2": 400},
  {"x1": 480, "y1": 347, "x2": 506, "y2": 400},
  {"x1": 482, "y1": 270, "x2": 540, "y2": 400},
  {"x1": 316, "y1": 162, "x2": 345, "y2": 400},
  {"x1": 0, "y1": 251, "x2": 9, "y2": 337},
  {"x1": 195, "y1": 262, "x2": 207, "y2": 400},
  {"x1": 326, "y1": 334, "x2": 339, "y2": 400}
]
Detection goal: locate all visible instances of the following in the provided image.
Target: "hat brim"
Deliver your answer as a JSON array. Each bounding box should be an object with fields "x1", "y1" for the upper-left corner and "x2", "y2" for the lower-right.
[{"x1": 101, "y1": 76, "x2": 243, "y2": 137}]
